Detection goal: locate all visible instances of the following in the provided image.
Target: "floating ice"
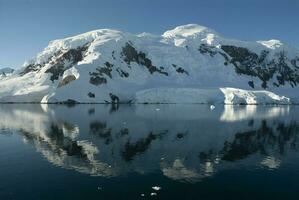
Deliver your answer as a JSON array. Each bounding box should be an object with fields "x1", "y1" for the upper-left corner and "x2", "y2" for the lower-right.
[{"x1": 152, "y1": 186, "x2": 161, "y2": 191}]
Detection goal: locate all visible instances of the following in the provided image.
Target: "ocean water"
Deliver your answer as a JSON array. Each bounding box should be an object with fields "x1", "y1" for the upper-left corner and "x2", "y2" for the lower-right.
[{"x1": 0, "y1": 104, "x2": 298, "y2": 200}]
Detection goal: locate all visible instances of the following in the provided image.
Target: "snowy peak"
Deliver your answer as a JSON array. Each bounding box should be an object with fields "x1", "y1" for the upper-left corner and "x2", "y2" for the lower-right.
[
  {"x1": 29, "y1": 29, "x2": 126, "y2": 66},
  {"x1": 161, "y1": 24, "x2": 220, "y2": 47},
  {"x1": 162, "y1": 24, "x2": 217, "y2": 38},
  {"x1": 257, "y1": 39, "x2": 284, "y2": 50},
  {"x1": 49, "y1": 29, "x2": 124, "y2": 47}
]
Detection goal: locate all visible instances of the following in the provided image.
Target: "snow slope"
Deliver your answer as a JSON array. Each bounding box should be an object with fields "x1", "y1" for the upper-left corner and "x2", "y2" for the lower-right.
[{"x1": 0, "y1": 24, "x2": 298, "y2": 104}]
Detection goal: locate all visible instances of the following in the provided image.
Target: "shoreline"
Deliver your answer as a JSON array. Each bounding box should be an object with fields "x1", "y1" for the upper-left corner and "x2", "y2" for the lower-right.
[{"x1": 0, "y1": 102, "x2": 297, "y2": 105}]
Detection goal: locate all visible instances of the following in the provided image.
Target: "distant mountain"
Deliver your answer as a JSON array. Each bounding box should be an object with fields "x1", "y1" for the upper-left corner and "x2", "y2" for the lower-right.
[
  {"x1": 0, "y1": 24, "x2": 298, "y2": 104},
  {"x1": 0, "y1": 67, "x2": 14, "y2": 78}
]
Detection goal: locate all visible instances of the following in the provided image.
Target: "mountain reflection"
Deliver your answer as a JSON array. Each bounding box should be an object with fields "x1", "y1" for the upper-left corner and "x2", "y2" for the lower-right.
[
  {"x1": 221, "y1": 121, "x2": 299, "y2": 161},
  {"x1": 122, "y1": 131, "x2": 167, "y2": 161},
  {"x1": 0, "y1": 104, "x2": 298, "y2": 182},
  {"x1": 90, "y1": 121, "x2": 113, "y2": 145}
]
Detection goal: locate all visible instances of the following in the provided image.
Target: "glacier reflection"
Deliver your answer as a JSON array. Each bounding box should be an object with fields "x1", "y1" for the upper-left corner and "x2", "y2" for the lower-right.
[{"x1": 0, "y1": 104, "x2": 298, "y2": 182}]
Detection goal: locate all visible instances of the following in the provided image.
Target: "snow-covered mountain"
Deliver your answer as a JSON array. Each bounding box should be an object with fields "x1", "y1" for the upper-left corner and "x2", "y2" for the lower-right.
[
  {"x1": 0, "y1": 67, "x2": 14, "y2": 78},
  {"x1": 0, "y1": 24, "x2": 298, "y2": 104}
]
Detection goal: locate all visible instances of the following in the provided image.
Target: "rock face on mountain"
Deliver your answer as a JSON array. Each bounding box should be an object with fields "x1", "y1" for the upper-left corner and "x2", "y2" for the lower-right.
[{"x1": 0, "y1": 24, "x2": 298, "y2": 104}]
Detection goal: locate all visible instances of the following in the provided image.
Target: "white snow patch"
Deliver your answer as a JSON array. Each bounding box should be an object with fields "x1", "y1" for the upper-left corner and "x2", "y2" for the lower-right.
[
  {"x1": 220, "y1": 87, "x2": 290, "y2": 105},
  {"x1": 62, "y1": 67, "x2": 80, "y2": 79},
  {"x1": 257, "y1": 39, "x2": 283, "y2": 49}
]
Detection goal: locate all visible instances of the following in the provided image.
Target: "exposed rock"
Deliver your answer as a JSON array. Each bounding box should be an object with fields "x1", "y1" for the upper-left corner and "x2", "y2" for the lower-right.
[
  {"x1": 116, "y1": 68, "x2": 129, "y2": 78},
  {"x1": 45, "y1": 44, "x2": 89, "y2": 82},
  {"x1": 89, "y1": 62, "x2": 113, "y2": 86},
  {"x1": 221, "y1": 45, "x2": 259, "y2": 71},
  {"x1": 109, "y1": 93, "x2": 119, "y2": 104},
  {"x1": 172, "y1": 64, "x2": 189, "y2": 75},
  {"x1": 89, "y1": 76, "x2": 107, "y2": 86},
  {"x1": 248, "y1": 81, "x2": 255, "y2": 89},
  {"x1": 198, "y1": 44, "x2": 217, "y2": 57},
  {"x1": 221, "y1": 45, "x2": 299, "y2": 88},
  {"x1": 61, "y1": 99, "x2": 79, "y2": 105},
  {"x1": 112, "y1": 50, "x2": 116, "y2": 60},
  {"x1": 20, "y1": 64, "x2": 41, "y2": 75},
  {"x1": 88, "y1": 92, "x2": 95, "y2": 98},
  {"x1": 58, "y1": 75, "x2": 76, "y2": 87},
  {"x1": 121, "y1": 42, "x2": 168, "y2": 76}
]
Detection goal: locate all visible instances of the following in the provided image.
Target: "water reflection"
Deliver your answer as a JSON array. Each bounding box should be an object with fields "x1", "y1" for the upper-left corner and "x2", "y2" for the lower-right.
[{"x1": 0, "y1": 104, "x2": 298, "y2": 182}]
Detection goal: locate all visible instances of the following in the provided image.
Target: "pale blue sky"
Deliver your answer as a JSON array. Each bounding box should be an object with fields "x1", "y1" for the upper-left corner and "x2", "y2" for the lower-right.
[{"x1": 1, "y1": 0, "x2": 299, "y2": 68}]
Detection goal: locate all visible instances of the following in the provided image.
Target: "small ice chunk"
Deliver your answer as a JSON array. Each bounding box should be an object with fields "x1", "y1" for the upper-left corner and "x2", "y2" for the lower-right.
[
  {"x1": 152, "y1": 186, "x2": 161, "y2": 191},
  {"x1": 210, "y1": 105, "x2": 215, "y2": 110},
  {"x1": 141, "y1": 193, "x2": 145, "y2": 197},
  {"x1": 150, "y1": 192, "x2": 157, "y2": 196},
  {"x1": 155, "y1": 108, "x2": 160, "y2": 111}
]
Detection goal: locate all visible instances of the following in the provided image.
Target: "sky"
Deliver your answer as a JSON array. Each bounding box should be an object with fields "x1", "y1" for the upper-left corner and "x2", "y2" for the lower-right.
[{"x1": 0, "y1": 0, "x2": 299, "y2": 68}]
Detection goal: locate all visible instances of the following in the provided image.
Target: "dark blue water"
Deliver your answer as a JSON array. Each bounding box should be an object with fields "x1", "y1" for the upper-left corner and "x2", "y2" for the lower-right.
[{"x1": 0, "y1": 104, "x2": 299, "y2": 200}]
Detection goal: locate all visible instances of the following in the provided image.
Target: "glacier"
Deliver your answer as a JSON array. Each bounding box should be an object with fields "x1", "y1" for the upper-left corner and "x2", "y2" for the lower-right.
[{"x1": 0, "y1": 24, "x2": 298, "y2": 104}]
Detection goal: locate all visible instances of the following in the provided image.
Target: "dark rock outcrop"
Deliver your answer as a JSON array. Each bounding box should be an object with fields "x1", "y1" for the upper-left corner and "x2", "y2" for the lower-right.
[
  {"x1": 45, "y1": 45, "x2": 88, "y2": 82},
  {"x1": 172, "y1": 64, "x2": 189, "y2": 75},
  {"x1": 88, "y1": 92, "x2": 95, "y2": 98},
  {"x1": 89, "y1": 62, "x2": 113, "y2": 86},
  {"x1": 199, "y1": 44, "x2": 217, "y2": 57},
  {"x1": 221, "y1": 45, "x2": 299, "y2": 88},
  {"x1": 121, "y1": 42, "x2": 168, "y2": 76}
]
